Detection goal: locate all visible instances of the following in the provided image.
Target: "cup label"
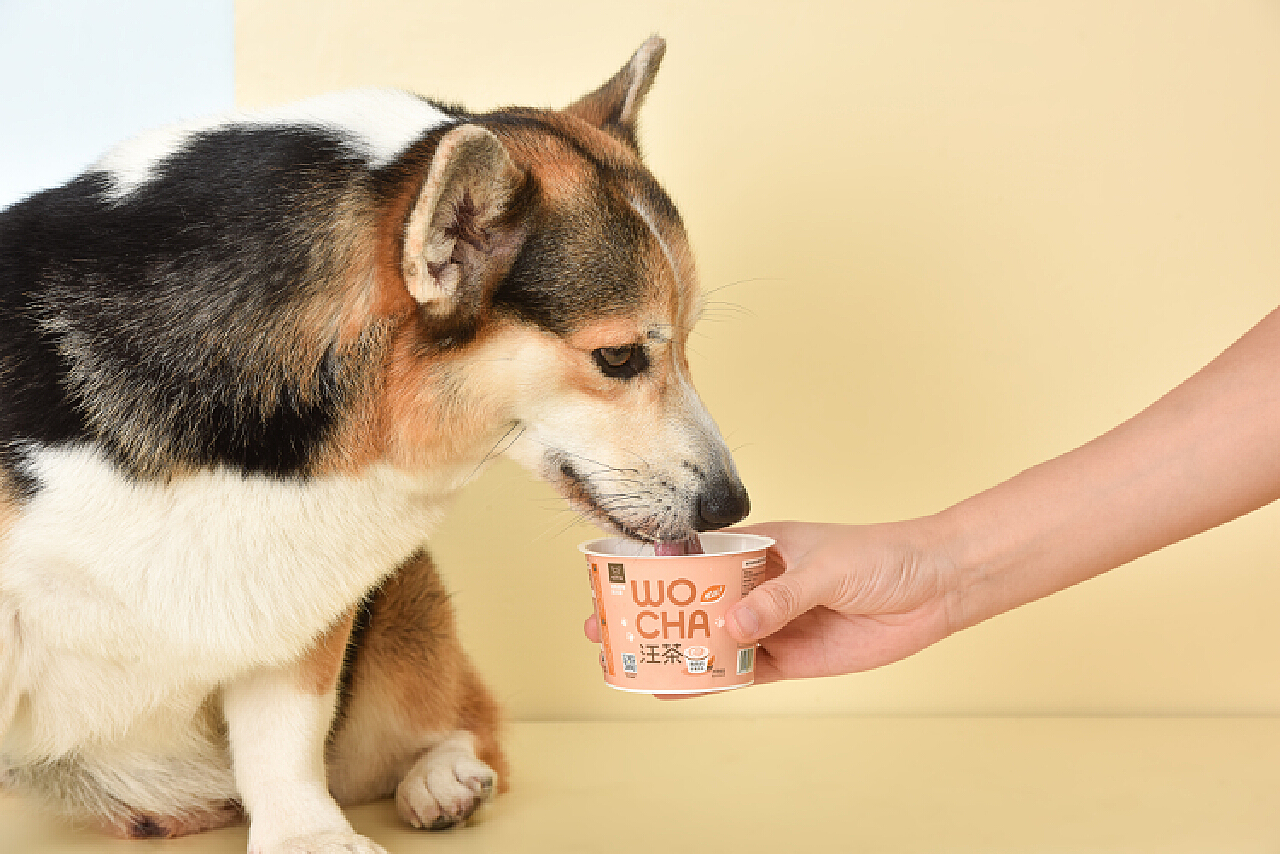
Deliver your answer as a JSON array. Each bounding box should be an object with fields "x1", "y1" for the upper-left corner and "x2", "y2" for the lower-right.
[{"x1": 585, "y1": 547, "x2": 766, "y2": 694}]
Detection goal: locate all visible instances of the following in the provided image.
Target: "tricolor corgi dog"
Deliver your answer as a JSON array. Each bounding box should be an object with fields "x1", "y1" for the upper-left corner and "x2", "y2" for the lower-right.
[{"x1": 0, "y1": 37, "x2": 749, "y2": 854}]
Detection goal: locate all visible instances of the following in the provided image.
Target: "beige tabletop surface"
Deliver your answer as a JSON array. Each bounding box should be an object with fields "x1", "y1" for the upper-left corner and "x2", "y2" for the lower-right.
[{"x1": 3, "y1": 717, "x2": 1277, "y2": 854}]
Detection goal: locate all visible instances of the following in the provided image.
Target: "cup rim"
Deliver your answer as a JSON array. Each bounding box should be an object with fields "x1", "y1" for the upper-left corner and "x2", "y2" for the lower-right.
[{"x1": 578, "y1": 531, "x2": 775, "y2": 558}]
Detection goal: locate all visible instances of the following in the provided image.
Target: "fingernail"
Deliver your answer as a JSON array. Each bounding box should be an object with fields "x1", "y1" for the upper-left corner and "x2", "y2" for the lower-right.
[{"x1": 731, "y1": 605, "x2": 759, "y2": 639}]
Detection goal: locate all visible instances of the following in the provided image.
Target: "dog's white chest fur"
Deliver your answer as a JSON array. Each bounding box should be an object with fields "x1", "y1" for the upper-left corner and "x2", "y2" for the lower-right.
[{"x1": 1, "y1": 446, "x2": 451, "y2": 759}]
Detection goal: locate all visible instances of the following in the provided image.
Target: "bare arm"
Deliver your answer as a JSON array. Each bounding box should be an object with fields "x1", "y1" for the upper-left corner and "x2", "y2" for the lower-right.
[
  {"x1": 943, "y1": 304, "x2": 1280, "y2": 632},
  {"x1": 700, "y1": 306, "x2": 1280, "y2": 682}
]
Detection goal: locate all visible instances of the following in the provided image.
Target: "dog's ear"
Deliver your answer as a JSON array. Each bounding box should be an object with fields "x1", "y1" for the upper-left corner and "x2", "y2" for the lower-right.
[
  {"x1": 402, "y1": 124, "x2": 526, "y2": 324},
  {"x1": 566, "y1": 35, "x2": 666, "y2": 150}
]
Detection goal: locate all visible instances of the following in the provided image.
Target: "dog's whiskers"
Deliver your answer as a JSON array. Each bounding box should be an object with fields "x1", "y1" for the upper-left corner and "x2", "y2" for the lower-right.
[
  {"x1": 524, "y1": 435, "x2": 642, "y2": 476},
  {"x1": 700, "y1": 299, "x2": 755, "y2": 322},
  {"x1": 701, "y1": 276, "x2": 785, "y2": 299},
  {"x1": 461, "y1": 423, "x2": 524, "y2": 487},
  {"x1": 532, "y1": 508, "x2": 596, "y2": 544}
]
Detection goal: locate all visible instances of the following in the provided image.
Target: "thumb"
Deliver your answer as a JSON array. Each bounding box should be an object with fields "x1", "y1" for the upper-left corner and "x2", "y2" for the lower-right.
[{"x1": 725, "y1": 565, "x2": 837, "y2": 642}]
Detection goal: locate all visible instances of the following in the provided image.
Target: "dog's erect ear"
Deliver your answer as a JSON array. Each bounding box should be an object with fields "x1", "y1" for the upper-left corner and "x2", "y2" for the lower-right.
[
  {"x1": 403, "y1": 123, "x2": 526, "y2": 322},
  {"x1": 566, "y1": 35, "x2": 666, "y2": 149}
]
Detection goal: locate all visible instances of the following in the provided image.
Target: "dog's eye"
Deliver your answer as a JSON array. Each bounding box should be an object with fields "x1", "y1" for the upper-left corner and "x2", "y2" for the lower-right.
[
  {"x1": 598, "y1": 347, "x2": 632, "y2": 368},
  {"x1": 592, "y1": 345, "x2": 649, "y2": 379}
]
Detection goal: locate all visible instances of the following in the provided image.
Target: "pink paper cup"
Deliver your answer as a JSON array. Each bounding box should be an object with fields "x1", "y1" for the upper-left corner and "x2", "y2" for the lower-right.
[{"x1": 580, "y1": 532, "x2": 773, "y2": 695}]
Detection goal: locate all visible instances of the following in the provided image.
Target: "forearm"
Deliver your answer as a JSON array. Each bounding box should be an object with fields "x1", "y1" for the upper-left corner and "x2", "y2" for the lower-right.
[{"x1": 940, "y1": 306, "x2": 1280, "y2": 631}]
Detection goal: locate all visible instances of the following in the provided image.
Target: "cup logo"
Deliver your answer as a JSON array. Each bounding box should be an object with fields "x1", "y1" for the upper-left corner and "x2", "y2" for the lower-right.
[
  {"x1": 608, "y1": 563, "x2": 626, "y2": 584},
  {"x1": 700, "y1": 584, "x2": 725, "y2": 603}
]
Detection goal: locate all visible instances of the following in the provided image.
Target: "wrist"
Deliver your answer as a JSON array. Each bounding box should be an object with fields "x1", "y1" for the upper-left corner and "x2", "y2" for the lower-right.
[
  {"x1": 925, "y1": 497, "x2": 1009, "y2": 635},
  {"x1": 928, "y1": 465, "x2": 1105, "y2": 634}
]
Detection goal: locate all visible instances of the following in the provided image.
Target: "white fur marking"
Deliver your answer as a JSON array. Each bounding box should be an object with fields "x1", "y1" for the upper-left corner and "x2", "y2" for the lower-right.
[
  {"x1": 0, "y1": 445, "x2": 462, "y2": 760},
  {"x1": 91, "y1": 116, "x2": 227, "y2": 201},
  {"x1": 94, "y1": 88, "x2": 453, "y2": 200},
  {"x1": 628, "y1": 195, "x2": 680, "y2": 288},
  {"x1": 628, "y1": 194, "x2": 706, "y2": 333},
  {"x1": 224, "y1": 668, "x2": 353, "y2": 852},
  {"x1": 259, "y1": 89, "x2": 452, "y2": 167}
]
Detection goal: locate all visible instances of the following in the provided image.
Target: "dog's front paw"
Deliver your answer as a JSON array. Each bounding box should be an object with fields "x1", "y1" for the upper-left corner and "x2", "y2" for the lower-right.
[
  {"x1": 395, "y1": 741, "x2": 497, "y2": 830},
  {"x1": 252, "y1": 831, "x2": 387, "y2": 854}
]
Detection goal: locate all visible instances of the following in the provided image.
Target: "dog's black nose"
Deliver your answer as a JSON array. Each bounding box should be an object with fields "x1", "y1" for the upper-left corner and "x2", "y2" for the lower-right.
[{"x1": 696, "y1": 478, "x2": 751, "y2": 530}]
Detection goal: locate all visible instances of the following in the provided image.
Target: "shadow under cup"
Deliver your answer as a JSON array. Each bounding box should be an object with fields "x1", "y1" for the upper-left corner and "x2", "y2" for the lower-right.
[{"x1": 580, "y1": 533, "x2": 774, "y2": 695}]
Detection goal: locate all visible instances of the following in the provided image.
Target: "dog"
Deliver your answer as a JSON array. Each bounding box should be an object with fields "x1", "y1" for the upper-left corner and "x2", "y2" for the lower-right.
[{"x1": 0, "y1": 36, "x2": 749, "y2": 854}]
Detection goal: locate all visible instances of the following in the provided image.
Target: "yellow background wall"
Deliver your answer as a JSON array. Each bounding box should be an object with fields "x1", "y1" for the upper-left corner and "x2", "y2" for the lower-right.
[{"x1": 237, "y1": 1, "x2": 1280, "y2": 719}]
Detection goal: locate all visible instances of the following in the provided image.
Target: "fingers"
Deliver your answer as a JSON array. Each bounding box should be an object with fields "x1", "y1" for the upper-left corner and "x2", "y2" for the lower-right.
[
  {"x1": 748, "y1": 644, "x2": 784, "y2": 685},
  {"x1": 583, "y1": 614, "x2": 600, "y2": 643},
  {"x1": 725, "y1": 564, "x2": 840, "y2": 643}
]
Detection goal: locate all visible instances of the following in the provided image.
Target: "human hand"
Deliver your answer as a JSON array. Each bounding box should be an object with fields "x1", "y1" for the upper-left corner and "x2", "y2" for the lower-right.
[
  {"x1": 588, "y1": 307, "x2": 1280, "y2": 687},
  {"x1": 583, "y1": 518, "x2": 963, "y2": 685}
]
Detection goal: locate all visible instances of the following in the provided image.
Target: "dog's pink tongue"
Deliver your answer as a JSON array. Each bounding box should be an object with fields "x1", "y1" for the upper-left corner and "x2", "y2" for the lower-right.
[{"x1": 655, "y1": 536, "x2": 704, "y2": 556}]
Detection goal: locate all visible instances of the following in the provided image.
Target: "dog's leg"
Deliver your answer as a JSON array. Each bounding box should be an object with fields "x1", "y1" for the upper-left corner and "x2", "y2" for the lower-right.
[
  {"x1": 327, "y1": 549, "x2": 507, "y2": 830},
  {"x1": 223, "y1": 611, "x2": 384, "y2": 854},
  {"x1": 393, "y1": 729, "x2": 496, "y2": 830}
]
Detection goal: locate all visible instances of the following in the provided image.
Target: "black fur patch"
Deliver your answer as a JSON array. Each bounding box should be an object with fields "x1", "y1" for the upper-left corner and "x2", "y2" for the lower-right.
[
  {"x1": 0, "y1": 125, "x2": 382, "y2": 482},
  {"x1": 330, "y1": 586, "x2": 377, "y2": 738},
  {"x1": 127, "y1": 815, "x2": 170, "y2": 839},
  {"x1": 0, "y1": 97, "x2": 683, "y2": 491},
  {"x1": 476, "y1": 110, "x2": 683, "y2": 336},
  {"x1": 494, "y1": 183, "x2": 650, "y2": 336}
]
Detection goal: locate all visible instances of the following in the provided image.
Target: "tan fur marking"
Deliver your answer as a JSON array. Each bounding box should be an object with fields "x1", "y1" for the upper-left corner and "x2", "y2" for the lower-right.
[
  {"x1": 259, "y1": 190, "x2": 384, "y2": 475},
  {"x1": 320, "y1": 195, "x2": 383, "y2": 351},
  {"x1": 303, "y1": 319, "x2": 398, "y2": 477},
  {"x1": 489, "y1": 114, "x2": 640, "y2": 204},
  {"x1": 355, "y1": 555, "x2": 461, "y2": 721},
  {"x1": 521, "y1": 151, "x2": 591, "y2": 193},
  {"x1": 321, "y1": 102, "x2": 703, "y2": 479},
  {"x1": 301, "y1": 169, "x2": 428, "y2": 478},
  {"x1": 565, "y1": 318, "x2": 645, "y2": 353},
  {"x1": 314, "y1": 194, "x2": 476, "y2": 477},
  {"x1": 326, "y1": 551, "x2": 508, "y2": 804},
  {"x1": 539, "y1": 110, "x2": 643, "y2": 168},
  {"x1": 372, "y1": 181, "x2": 429, "y2": 318},
  {"x1": 372, "y1": 318, "x2": 526, "y2": 473},
  {"x1": 297, "y1": 610, "x2": 356, "y2": 695},
  {"x1": 0, "y1": 475, "x2": 17, "y2": 545}
]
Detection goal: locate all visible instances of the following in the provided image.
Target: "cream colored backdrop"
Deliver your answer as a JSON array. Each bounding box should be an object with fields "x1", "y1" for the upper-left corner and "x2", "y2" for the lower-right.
[{"x1": 237, "y1": 1, "x2": 1280, "y2": 719}]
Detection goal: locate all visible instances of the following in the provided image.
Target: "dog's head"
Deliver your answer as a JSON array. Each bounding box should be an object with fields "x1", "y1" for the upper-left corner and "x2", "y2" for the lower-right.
[{"x1": 382, "y1": 38, "x2": 748, "y2": 544}]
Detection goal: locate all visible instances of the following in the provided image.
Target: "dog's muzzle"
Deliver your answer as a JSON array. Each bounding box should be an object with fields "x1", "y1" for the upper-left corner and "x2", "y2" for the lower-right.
[{"x1": 695, "y1": 474, "x2": 751, "y2": 531}]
